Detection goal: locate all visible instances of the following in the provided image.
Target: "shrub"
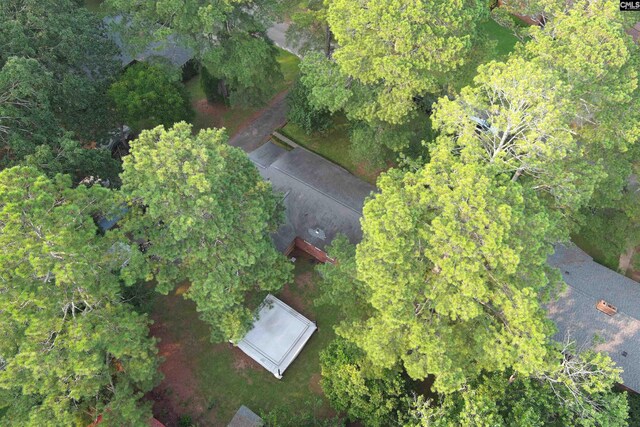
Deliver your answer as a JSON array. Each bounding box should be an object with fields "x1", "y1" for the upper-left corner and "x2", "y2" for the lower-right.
[
  {"x1": 320, "y1": 338, "x2": 408, "y2": 427},
  {"x1": 200, "y1": 66, "x2": 227, "y2": 104},
  {"x1": 109, "y1": 62, "x2": 193, "y2": 131},
  {"x1": 287, "y1": 79, "x2": 332, "y2": 134}
]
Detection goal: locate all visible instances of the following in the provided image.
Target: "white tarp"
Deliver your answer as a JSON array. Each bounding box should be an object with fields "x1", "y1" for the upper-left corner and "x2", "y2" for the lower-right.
[{"x1": 236, "y1": 294, "x2": 317, "y2": 379}]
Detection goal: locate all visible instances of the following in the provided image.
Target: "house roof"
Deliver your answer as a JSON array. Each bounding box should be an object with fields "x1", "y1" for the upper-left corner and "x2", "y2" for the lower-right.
[
  {"x1": 249, "y1": 142, "x2": 375, "y2": 252},
  {"x1": 548, "y1": 244, "x2": 640, "y2": 392},
  {"x1": 103, "y1": 16, "x2": 193, "y2": 68}
]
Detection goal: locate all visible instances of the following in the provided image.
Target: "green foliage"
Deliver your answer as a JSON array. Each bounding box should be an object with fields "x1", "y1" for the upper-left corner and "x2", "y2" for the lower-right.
[
  {"x1": 200, "y1": 65, "x2": 226, "y2": 104},
  {"x1": 0, "y1": 57, "x2": 57, "y2": 158},
  {"x1": 523, "y1": 0, "x2": 640, "y2": 154},
  {"x1": 0, "y1": 167, "x2": 159, "y2": 426},
  {"x1": 348, "y1": 120, "x2": 422, "y2": 169},
  {"x1": 105, "y1": 0, "x2": 284, "y2": 107},
  {"x1": 121, "y1": 122, "x2": 293, "y2": 342},
  {"x1": 626, "y1": 391, "x2": 640, "y2": 426},
  {"x1": 177, "y1": 414, "x2": 194, "y2": 427},
  {"x1": 348, "y1": 152, "x2": 559, "y2": 393},
  {"x1": 407, "y1": 347, "x2": 628, "y2": 427},
  {"x1": 301, "y1": 0, "x2": 488, "y2": 125},
  {"x1": 286, "y1": 0, "x2": 331, "y2": 55},
  {"x1": 287, "y1": 79, "x2": 332, "y2": 134},
  {"x1": 0, "y1": 57, "x2": 119, "y2": 182},
  {"x1": 316, "y1": 235, "x2": 370, "y2": 324},
  {"x1": 205, "y1": 33, "x2": 284, "y2": 107},
  {"x1": 109, "y1": 62, "x2": 193, "y2": 132},
  {"x1": 0, "y1": 0, "x2": 119, "y2": 140},
  {"x1": 320, "y1": 338, "x2": 408, "y2": 427},
  {"x1": 181, "y1": 59, "x2": 200, "y2": 82}
]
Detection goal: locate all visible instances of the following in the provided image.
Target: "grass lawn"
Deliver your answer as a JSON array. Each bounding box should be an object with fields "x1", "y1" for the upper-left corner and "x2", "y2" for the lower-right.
[
  {"x1": 187, "y1": 48, "x2": 300, "y2": 134},
  {"x1": 280, "y1": 116, "x2": 383, "y2": 185},
  {"x1": 451, "y1": 17, "x2": 520, "y2": 91},
  {"x1": 148, "y1": 253, "x2": 339, "y2": 425}
]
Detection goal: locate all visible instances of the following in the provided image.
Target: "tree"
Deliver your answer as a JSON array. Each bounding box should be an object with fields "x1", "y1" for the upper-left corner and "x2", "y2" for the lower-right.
[
  {"x1": 286, "y1": 78, "x2": 332, "y2": 134},
  {"x1": 0, "y1": 167, "x2": 158, "y2": 426},
  {"x1": 0, "y1": 0, "x2": 119, "y2": 140},
  {"x1": 407, "y1": 343, "x2": 629, "y2": 426},
  {"x1": 523, "y1": 0, "x2": 640, "y2": 154},
  {"x1": 300, "y1": 0, "x2": 487, "y2": 124},
  {"x1": 109, "y1": 62, "x2": 193, "y2": 132},
  {"x1": 325, "y1": 146, "x2": 560, "y2": 393},
  {"x1": 0, "y1": 57, "x2": 57, "y2": 159},
  {"x1": 0, "y1": 57, "x2": 120, "y2": 182},
  {"x1": 105, "y1": 0, "x2": 284, "y2": 106},
  {"x1": 320, "y1": 338, "x2": 409, "y2": 427},
  {"x1": 285, "y1": 0, "x2": 332, "y2": 56},
  {"x1": 120, "y1": 122, "x2": 292, "y2": 342}
]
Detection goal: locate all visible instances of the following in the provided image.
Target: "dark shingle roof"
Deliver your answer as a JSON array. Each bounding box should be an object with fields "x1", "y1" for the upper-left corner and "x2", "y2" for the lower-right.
[
  {"x1": 103, "y1": 15, "x2": 193, "y2": 68},
  {"x1": 249, "y1": 142, "x2": 375, "y2": 252},
  {"x1": 548, "y1": 244, "x2": 640, "y2": 392}
]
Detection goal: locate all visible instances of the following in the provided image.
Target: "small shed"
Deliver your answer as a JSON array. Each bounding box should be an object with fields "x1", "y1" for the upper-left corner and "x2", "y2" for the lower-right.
[
  {"x1": 228, "y1": 405, "x2": 263, "y2": 427},
  {"x1": 236, "y1": 294, "x2": 316, "y2": 379}
]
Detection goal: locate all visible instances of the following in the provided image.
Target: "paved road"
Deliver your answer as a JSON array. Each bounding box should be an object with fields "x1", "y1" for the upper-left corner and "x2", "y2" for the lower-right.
[
  {"x1": 266, "y1": 22, "x2": 301, "y2": 57},
  {"x1": 227, "y1": 22, "x2": 300, "y2": 153},
  {"x1": 228, "y1": 90, "x2": 289, "y2": 153}
]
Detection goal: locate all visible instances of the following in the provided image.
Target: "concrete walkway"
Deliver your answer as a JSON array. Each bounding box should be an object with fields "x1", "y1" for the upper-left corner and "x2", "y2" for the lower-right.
[{"x1": 228, "y1": 90, "x2": 289, "y2": 153}]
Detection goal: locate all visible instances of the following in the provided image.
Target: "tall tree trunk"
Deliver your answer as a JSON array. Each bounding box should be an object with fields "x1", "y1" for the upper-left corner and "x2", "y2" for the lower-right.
[
  {"x1": 325, "y1": 24, "x2": 332, "y2": 59},
  {"x1": 218, "y1": 79, "x2": 229, "y2": 103}
]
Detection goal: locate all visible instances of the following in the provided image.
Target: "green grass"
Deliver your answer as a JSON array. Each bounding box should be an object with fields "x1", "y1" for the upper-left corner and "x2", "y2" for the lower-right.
[
  {"x1": 280, "y1": 116, "x2": 382, "y2": 185},
  {"x1": 276, "y1": 49, "x2": 301, "y2": 90},
  {"x1": 451, "y1": 18, "x2": 520, "y2": 91},
  {"x1": 150, "y1": 256, "x2": 338, "y2": 424}
]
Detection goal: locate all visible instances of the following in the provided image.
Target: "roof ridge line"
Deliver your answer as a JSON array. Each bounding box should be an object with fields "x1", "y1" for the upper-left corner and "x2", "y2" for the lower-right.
[{"x1": 270, "y1": 163, "x2": 364, "y2": 216}]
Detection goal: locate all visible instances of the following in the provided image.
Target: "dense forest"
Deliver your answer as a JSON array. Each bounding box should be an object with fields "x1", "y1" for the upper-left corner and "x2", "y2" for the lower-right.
[{"x1": 1, "y1": 0, "x2": 640, "y2": 425}]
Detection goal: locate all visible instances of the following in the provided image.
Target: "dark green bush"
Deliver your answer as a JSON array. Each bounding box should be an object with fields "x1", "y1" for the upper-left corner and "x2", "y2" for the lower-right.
[
  {"x1": 286, "y1": 79, "x2": 331, "y2": 134},
  {"x1": 200, "y1": 66, "x2": 227, "y2": 104},
  {"x1": 181, "y1": 59, "x2": 200, "y2": 82}
]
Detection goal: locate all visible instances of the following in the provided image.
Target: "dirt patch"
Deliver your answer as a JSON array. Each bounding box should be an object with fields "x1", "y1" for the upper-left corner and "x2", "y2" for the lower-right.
[
  {"x1": 295, "y1": 271, "x2": 315, "y2": 289},
  {"x1": 278, "y1": 282, "x2": 308, "y2": 316},
  {"x1": 309, "y1": 373, "x2": 324, "y2": 395},
  {"x1": 193, "y1": 99, "x2": 227, "y2": 128},
  {"x1": 148, "y1": 315, "x2": 207, "y2": 427},
  {"x1": 231, "y1": 346, "x2": 262, "y2": 372}
]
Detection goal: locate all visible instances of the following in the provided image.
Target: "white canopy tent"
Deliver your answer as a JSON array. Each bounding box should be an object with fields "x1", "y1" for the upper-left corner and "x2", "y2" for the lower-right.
[{"x1": 236, "y1": 294, "x2": 316, "y2": 379}]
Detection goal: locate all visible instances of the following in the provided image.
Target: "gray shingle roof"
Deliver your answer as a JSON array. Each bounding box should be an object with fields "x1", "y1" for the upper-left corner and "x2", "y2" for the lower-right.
[
  {"x1": 249, "y1": 142, "x2": 375, "y2": 252},
  {"x1": 103, "y1": 16, "x2": 193, "y2": 68},
  {"x1": 548, "y1": 244, "x2": 640, "y2": 392}
]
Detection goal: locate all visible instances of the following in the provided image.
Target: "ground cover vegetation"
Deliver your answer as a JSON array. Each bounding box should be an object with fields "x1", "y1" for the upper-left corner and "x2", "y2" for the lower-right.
[{"x1": 1, "y1": 0, "x2": 640, "y2": 425}]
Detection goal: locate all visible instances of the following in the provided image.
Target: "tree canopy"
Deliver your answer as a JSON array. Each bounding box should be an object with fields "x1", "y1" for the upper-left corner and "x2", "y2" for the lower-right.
[
  {"x1": 120, "y1": 122, "x2": 292, "y2": 342},
  {"x1": 105, "y1": 0, "x2": 284, "y2": 106},
  {"x1": 408, "y1": 345, "x2": 628, "y2": 426},
  {"x1": 0, "y1": 0, "x2": 119, "y2": 139},
  {"x1": 0, "y1": 167, "x2": 158, "y2": 425},
  {"x1": 337, "y1": 149, "x2": 558, "y2": 393},
  {"x1": 109, "y1": 62, "x2": 193, "y2": 132},
  {"x1": 0, "y1": 0, "x2": 121, "y2": 181},
  {"x1": 300, "y1": 0, "x2": 487, "y2": 125}
]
